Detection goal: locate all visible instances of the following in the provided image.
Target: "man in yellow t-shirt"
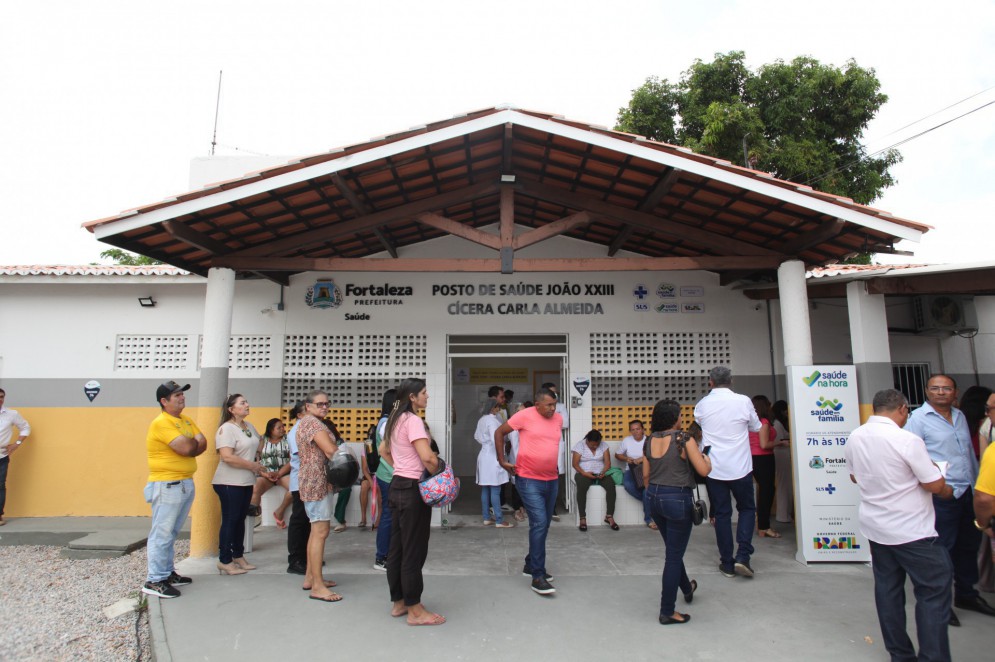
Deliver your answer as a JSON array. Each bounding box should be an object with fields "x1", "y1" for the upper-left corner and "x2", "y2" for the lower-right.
[
  {"x1": 975, "y1": 446, "x2": 995, "y2": 540},
  {"x1": 142, "y1": 381, "x2": 207, "y2": 599}
]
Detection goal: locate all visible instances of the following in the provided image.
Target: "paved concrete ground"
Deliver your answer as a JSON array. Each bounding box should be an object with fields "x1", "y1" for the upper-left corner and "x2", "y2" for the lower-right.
[
  {"x1": 157, "y1": 513, "x2": 989, "y2": 662},
  {"x1": 3, "y1": 515, "x2": 989, "y2": 660},
  {"x1": 0, "y1": 516, "x2": 186, "y2": 558}
]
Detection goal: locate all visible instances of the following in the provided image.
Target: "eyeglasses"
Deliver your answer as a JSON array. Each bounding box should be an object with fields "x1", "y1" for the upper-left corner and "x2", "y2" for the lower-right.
[
  {"x1": 926, "y1": 386, "x2": 955, "y2": 393},
  {"x1": 309, "y1": 401, "x2": 331, "y2": 408}
]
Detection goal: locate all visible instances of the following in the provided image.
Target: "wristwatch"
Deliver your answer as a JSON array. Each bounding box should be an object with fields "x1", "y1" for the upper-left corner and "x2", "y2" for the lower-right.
[
  {"x1": 975, "y1": 519, "x2": 990, "y2": 531},
  {"x1": 15, "y1": 440, "x2": 22, "y2": 446}
]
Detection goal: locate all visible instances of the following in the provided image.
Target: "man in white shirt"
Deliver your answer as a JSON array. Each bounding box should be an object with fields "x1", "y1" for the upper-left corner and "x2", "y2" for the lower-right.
[
  {"x1": 616, "y1": 420, "x2": 654, "y2": 527},
  {"x1": 693, "y1": 366, "x2": 761, "y2": 578},
  {"x1": 0, "y1": 387, "x2": 31, "y2": 526},
  {"x1": 846, "y1": 389, "x2": 954, "y2": 662}
]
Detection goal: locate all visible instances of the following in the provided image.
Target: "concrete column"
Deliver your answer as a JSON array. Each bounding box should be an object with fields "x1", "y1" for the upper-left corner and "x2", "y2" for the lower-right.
[
  {"x1": 846, "y1": 280, "x2": 892, "y2": 422},
  {"x1": 777, "y1": 260, "x2": 813, "y2": 366},
  {"x1": 190, "y1": 267, "x2": 236, "y2": 557}
]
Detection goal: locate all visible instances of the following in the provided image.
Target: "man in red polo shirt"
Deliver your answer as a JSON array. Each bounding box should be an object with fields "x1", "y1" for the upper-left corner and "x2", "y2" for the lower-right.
[{"x1": 496, "y1": 388, "x2": 562, "y2": 596}]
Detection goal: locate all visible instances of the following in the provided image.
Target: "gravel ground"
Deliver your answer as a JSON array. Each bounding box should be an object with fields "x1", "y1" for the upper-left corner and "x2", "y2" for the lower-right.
[{"x1": 0, "y1": 542, "x2": 189, "y2": 662}]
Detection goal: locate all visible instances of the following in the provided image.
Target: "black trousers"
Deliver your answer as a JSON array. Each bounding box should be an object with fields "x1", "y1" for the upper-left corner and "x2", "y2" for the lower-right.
[
  {"x1": 287, "y1": 490, "x2": 311, "y2": 568},
  {"x1": 386, "y1": 477, "x2": 432, "y2": 606},
  {"x1": 752, "y1": 454, "x2": 776, "y2": 531}
]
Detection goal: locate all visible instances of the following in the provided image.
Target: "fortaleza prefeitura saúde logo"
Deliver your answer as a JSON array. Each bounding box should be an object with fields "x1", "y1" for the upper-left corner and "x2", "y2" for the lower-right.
[{"x1": 802, "y1": 369, "x2": 850, "y2": 388}]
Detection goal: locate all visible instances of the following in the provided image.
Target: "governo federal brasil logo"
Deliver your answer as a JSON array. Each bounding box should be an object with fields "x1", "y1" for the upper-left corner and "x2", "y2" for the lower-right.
[{"x1": 802, "y1": 370, "x2": 850, "y2": 388}]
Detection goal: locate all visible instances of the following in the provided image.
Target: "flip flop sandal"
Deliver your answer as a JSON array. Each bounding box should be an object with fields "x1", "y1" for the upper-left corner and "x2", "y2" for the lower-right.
[
  {"x1": 308, "y1": 592, "x2": 343, "y2": 603},
  {"x1": 407, "y1": 614, "x2": 446, "y2": 626},
  {"x1": 301, "y1": 579, "x2": 338, "y2": 590},
  {"x1": 604, "y1": 517, "x2": 620, "y2": 531}
]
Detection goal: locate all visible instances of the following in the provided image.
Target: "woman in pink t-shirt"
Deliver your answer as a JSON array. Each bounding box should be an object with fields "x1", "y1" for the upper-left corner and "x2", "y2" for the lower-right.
[
  {"x1": 749, "y1": 395, "x2": 779, "y2": 539},
  {"x1": 382, "y1": 378, "x2": 445, "y2": 626}
]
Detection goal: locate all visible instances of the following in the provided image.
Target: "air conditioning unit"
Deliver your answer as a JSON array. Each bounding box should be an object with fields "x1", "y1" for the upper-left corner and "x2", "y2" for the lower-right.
[{"x1": 912, "y1": 295, "x2": 978, "y2": 334}]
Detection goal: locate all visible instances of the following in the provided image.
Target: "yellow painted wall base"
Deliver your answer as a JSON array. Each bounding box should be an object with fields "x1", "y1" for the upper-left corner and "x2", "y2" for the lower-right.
[
  {"x1": 858, "y1": 403, "x2": 873, "y2": 424},
  {"x1": 3, "y1": 406, "x2": 280, "y2": 520}
]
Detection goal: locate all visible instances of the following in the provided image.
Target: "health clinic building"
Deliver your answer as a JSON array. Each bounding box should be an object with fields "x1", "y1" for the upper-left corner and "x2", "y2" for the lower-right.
[{"x1": 2, "y1": 107, "x2": 990, "y2": 549}]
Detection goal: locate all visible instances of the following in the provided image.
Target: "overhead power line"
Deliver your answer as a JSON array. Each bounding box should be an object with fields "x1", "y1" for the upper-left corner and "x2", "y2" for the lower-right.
[{"x1": 802, "y1": 97, "x2": 995, "y2": 189}]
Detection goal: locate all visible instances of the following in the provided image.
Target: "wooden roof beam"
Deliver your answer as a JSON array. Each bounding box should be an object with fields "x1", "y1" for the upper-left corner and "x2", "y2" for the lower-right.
[
  {"x1": 415, "y1": 212, "x2": 502, "y2": 250},
  {"x1": 778, "y1": 219, "x2": 846, "y2": 256},
  {"x1": 213, "y1": 255, "x2": 785, "y2": 273},
  {"x1": 371, "y1": 228, "x2": 398, "y2": 258},
  {"x1": 518, "y1": 180, "x2": 780, "y2": 257},
  {"x1": 502, "y1": 123, "x2": 514, "y2": 173},
  {"x1": 513, "y1": 212, "x2": 593, "y2": 250},
  {"x1": 607, "y1": 168, "x2": 682, "y2": 256},
  {"x1": 227, "y1": 180, "x2": 501, "y2": 258},
  {"x1": 163, "y1": 220, "x2": 230, "y2": 256},
  {"x1": 607, "y1": 226, "x2": 634, "y2": 256}
]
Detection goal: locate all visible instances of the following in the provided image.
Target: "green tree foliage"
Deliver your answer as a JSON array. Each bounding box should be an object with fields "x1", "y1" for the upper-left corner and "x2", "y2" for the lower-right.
[
  {"x1": 99, "y1": 248, "x2": 162, "y2": 266},
  {"x1": 616, "y1": 51, "x2": 901, "y2": 205}
]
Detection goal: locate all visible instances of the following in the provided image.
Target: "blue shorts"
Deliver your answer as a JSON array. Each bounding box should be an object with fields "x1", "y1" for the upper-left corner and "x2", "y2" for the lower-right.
[{"x1": 303, "y1": 494, "x2": 332, "y2": 522}]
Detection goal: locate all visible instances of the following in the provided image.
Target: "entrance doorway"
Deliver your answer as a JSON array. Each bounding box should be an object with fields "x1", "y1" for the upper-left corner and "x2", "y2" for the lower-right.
[{"x1": 446, "y1": 334, "x2": 569, "y2": 520}]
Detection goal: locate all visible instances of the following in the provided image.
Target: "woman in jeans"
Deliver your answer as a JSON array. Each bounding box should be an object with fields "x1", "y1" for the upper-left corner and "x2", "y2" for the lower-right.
[
  {"x1": 382, "y1": 378, "x2": 445, "y2": 626},
  {"x1": 211, "y1": 394, "x2": 265, "y2": 575},
  {"x1": 643, "y1": 399, "x2": 711, "y2": 625},
  {"x1": 373, "y1": 388, "x2": 397, "y2": 571}
]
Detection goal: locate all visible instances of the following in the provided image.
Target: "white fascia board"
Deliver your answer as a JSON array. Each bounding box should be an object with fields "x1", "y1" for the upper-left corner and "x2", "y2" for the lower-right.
[
  {"x1": 94, "y1": 110, "x2": 521, "y2": 240},
  {"x1": 508, "y1": 113, "x2": 924, "y2": 244}
]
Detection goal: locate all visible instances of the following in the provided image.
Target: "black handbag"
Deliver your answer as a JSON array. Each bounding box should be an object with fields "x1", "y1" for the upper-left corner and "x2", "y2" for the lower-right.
[{"x1": 677, "y1": 432, "x2": 706, "y2": 526}]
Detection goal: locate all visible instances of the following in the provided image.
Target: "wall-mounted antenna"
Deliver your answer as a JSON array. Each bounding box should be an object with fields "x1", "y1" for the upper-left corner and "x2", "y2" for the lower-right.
[{"x1": 210, "y1": 70, "x2": 223, "y2": 156}]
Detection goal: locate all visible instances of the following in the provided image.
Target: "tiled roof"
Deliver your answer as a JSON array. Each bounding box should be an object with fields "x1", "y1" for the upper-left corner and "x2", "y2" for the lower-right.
[
  {"x1": 82, "y1": 106, "x2": 928, "y2": 281},
  {"x1": 808, "y1": 263, "x2": 928, "y2": 278},
  {"x1": 0, "y1": 265, "x2": 192, "y2": 276}
]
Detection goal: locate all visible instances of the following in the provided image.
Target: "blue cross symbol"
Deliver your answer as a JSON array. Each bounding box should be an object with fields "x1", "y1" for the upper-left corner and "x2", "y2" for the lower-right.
[
  {"x1": 825, "y1": 483, "x2": 836, "y2": 494},
  {"x1": 633, "y1": 285, "x2": 648, "y2": 299}
]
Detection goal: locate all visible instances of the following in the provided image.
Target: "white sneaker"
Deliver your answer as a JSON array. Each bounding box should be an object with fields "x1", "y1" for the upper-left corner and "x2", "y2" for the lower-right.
[
  {"x1": 483, "y1": 519, "x2": 495, "y2": 526},
  {"x1": 495, "y1": 521, "x2": 514, "y2": 528},
  {"x1": 501, "y1": 504, "x2": 514, "y2": 512}
]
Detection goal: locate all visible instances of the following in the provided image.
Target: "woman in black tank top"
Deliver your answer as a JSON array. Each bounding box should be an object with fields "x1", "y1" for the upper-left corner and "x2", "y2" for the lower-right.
[{"x1": 642, "y1": 399, "x2": 712, "y2": 625}]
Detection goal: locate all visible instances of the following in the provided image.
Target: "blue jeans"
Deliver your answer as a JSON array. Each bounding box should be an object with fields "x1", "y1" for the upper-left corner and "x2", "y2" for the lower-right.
[
  {"x1": 622, "y1": 468, "x2": 651, "y2": 523},
  {"x1": 516, "y1": 476, "x2": 558, "y2": 579},
  {"x1": 213, "y1": 484, "x2": 253, "y2": 563},
  {"x1": 144, "y1": 479, "x2": 195, "y2": 582},
  {"x1": 481, "y1": 485, "x2": 503, "y2": 523},
  {"x1": 870, "y1": 537, "x2": 952, "y2": 662},
  {"x1": 932, "y1": 488, "x2": 982, "y2": 600},
  {"x1": 707, "y1": 473, "x2": 756, "y2": 566},
  {"x1": 375, "y1": 477, "x2": 393, "y2": 562},
  {"x1": 647, "y1": 485, "x2": 694, "y2": 616},
  {"x1": 0, "y1": 455, "x2": 8, "y2": 518}
]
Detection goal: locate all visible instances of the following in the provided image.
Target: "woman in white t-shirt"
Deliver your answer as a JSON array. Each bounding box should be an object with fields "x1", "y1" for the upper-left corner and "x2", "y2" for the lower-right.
[
  {"x1": 211, "y1": 394, "x2": 265, "y2": 575},
  {"x1": 572, "y1": 430, "x2": 618, "y2": 531}
]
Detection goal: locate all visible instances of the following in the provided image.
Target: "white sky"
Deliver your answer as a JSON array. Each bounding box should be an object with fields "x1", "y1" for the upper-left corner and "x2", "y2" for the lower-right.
[{"x1": 1, "y1": 0, "x2": 992, "y2": 266}]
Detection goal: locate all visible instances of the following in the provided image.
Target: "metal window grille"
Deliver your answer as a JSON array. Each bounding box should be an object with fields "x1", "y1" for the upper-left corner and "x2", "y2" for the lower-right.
[{"x1": 893, "y1": 362, "x2": 931, "y2": 409}]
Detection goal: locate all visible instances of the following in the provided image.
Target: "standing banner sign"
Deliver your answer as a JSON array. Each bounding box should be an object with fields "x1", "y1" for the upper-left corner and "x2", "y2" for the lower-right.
[{"x1": 787, "y1": 365, "x2": 870, "y2": 563}]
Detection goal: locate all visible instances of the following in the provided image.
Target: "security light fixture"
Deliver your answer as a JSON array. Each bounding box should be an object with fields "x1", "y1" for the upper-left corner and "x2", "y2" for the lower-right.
[{"x1": 138, "y1": 296, "x2": 156, "y2": 308}]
